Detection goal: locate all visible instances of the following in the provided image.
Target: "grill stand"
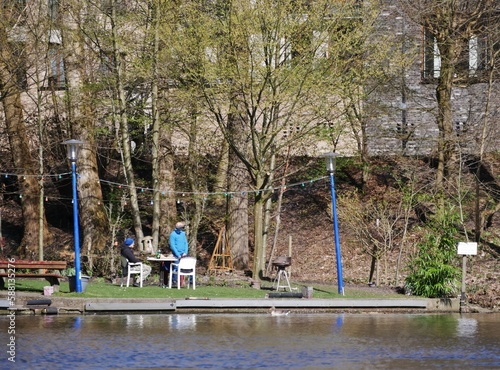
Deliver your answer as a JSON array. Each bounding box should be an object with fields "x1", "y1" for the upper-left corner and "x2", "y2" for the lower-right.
[{"x1": 272, "y1": 263, "x2": 292, "y2": 292}]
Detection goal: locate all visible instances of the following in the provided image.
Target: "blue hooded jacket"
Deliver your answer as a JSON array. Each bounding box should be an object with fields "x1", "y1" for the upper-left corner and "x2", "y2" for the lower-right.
[{"x1": 169, "y1": 228, "x2": 188, "y2": 258}]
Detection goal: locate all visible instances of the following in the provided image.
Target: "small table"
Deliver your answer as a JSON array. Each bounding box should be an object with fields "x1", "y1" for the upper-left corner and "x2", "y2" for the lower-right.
[{"x1": 147, "y1": 255, "x2": 177, "y2": 287}]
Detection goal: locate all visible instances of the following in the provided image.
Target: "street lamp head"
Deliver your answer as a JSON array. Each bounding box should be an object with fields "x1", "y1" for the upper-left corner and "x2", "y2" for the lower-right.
[
  {"x1": 62, "y1": 139, "x2": 84, "y2": 163},
  {"x1": 323, "y1": 152, "x2": 340, "y2": 174}
]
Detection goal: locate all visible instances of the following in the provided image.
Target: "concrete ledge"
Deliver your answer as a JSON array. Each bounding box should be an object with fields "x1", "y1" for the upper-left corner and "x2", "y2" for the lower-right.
[
  {"x1": 85, "y1": 301, "x2": 176, "y2": 312},
  {"x1": 176, "y1": 298, "x2": 429, "y2": 309},
  {"x1": 0, "y1": 296, "x2": 458, "y2": 314},
  {"x1": 0, "y1": 299, "x2": 11, "y2": 309},
  {"x1": 427, "y1": 298, "x2": 460, "y2": 311}
]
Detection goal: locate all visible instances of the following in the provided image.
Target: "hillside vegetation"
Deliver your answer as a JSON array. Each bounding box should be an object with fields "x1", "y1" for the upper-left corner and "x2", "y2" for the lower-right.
[{"x1": 0, "y1": 155, "x2": 498, "y2": 310}]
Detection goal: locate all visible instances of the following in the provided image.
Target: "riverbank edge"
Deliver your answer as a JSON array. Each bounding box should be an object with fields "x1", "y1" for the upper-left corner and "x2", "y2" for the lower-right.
[{"x1": 1, "y1": 294, "x2": 488, "y2": 315}]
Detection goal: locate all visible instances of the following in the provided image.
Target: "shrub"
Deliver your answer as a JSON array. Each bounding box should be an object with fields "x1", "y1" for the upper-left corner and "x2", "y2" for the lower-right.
[{"x1": 405, "y1": 212, "x2": 460, "y2": 298}]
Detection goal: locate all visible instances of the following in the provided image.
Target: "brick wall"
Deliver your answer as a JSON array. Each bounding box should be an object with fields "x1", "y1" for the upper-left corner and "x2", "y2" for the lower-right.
[{"x1": 366, "y1": 3, "x2": 500, "y2": 157}]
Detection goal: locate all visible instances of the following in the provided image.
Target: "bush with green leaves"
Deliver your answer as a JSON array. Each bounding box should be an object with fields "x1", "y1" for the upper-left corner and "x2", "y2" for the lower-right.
[{"x1": 405, "y1": 213, "x2": 461, "y2": 298}]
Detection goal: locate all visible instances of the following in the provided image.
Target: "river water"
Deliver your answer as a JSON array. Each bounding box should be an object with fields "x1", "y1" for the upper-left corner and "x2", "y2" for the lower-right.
[{"x1": 2, "y1": 312, "x2": 499, "y2": 369}]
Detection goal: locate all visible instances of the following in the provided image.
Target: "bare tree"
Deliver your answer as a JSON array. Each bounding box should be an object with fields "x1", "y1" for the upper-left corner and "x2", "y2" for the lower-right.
[
  {"x1": 0, "y1": 3, "x2": 52, "y2": 256},
  {"x1": 151, "y1": 0, "x2": 177, "y2": 250},
  {"x1": 170, "y1": 0, "x2": 388, "y2": 279},
  {"x1": 60, "y1": 1, "x2": 110, "y2": 264},
  {"x1": 339, "y1": 191, "x2": 407, "y2": 286},
  {"x1": 398, "y1": 0, "x2": 500, "y2": 209},
  {"x1": 474, "y1": 11, "x2": 500, "y2": 242}
]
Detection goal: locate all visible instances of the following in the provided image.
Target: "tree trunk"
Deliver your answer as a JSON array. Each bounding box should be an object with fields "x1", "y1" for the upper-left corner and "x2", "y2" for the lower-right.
[
  {"x1": 151, "y1": 0, "x2": 161, "y2": 252},
  {"x1": 266, "y1": 153, "x2": 290, "y2": 276},
  {"x1": 186, "y1": 105, "x2": 206, "y2": 255},
  {"x1": 158, "y1": 119, "x2": 176, "y2": 245},
  {"x1": 0, "y1": 25, "x2": 51, "y2": 256},
  {"x1": 1, "y1": 91, "x2": 47, "y2": 255},
  {"x1": 435, "y1": 38, "x2": 458, "y2": 209},
  {"x1": 111, "y1": 0, "x2": 143, "y2": 244},
  {"x1": 74, "y1": 134, "x2": 110, "y2": 258},
  {"x1": 227, "y1": 180, "x2": 249, "y2": 269},
  {"x1": 252, "y1": 190, "x2": 266, "y2": 280},
  {"x1": 475, "y1": 45, "x2": 499, "y2": 241},
  {"x1": 368, "y1": 254, "x2": 376, "y2": 283},
  {"x1": 261, "y1": 153, "x2": 276, "y2": 277},
  {"x1": 213, "y1": 138, "x2": 229, "y2": 206},
  {"x1": 226, "y1": 109, "x2": 250, "y2": 270},
  {"x1": 62, "y1": 10, "x2": 109, "y2": 262}
]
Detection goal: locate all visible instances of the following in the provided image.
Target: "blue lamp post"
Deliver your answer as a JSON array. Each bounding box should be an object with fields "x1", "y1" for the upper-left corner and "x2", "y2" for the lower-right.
[
  {"x1": 62, "y1": 139, "x2": 84, "y2": 293},
  {"x1": 324, "y1": 152, "x2": 344, "y2": 295}
]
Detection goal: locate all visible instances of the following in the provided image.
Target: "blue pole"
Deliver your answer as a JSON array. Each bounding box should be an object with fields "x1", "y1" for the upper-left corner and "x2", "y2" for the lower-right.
[
  {"x1": 329, "y1": 172, "x2": 344, "y2": 295},
  {"x1": 71, "y1": 161, "x2": 82, "y2": 293}
]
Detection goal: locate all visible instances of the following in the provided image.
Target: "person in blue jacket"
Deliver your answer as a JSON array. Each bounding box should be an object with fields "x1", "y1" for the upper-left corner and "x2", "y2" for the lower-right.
[
  {"x1": 169, "y1": 222, "x2": 189, "y2": 286},
  {"x1": 169, "y1": 222, "x2": 188, "y2": 259}
]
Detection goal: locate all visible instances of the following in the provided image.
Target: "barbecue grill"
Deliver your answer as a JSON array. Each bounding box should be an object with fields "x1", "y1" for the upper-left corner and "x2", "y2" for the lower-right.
[{"x1": 272, "y1": 256, "x2": 292, "y2": 291}]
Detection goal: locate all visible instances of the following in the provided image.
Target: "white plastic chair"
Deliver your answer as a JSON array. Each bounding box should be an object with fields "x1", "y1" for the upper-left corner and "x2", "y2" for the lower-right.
[
  {"x1": 169, "y1": 257, "x2": 196, "y2": 289},
  {"x1": 126, "y1": 261, "x2": 144, "y2": 288}
]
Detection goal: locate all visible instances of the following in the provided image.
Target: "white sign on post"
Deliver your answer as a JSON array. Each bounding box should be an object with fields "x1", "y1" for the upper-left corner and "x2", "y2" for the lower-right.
[{"x1": 457, "y1": 242, "x2": 477, "y2": 255}]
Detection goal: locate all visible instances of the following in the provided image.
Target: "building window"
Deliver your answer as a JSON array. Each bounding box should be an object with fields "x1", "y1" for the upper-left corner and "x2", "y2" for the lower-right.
[
  {"x1": 47, "y1": 43, "x2": 65, "y2": 89},
  {"x1": 422, "y1": 19, "x2": 499, "y2": 82},
  {"x1": 48, "y1": 0, "x2": 59, "y2": 22},
  {"x1": 422, "y1": 29, "x2": 441, "y2": 80},
  {"x1": 478, "y1": 30, "x2": 500, "y2": 72}
]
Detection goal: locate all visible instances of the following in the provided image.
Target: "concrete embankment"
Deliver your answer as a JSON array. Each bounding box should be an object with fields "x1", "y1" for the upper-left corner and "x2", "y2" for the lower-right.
[{"x1": 0, "y1": 295, "x2": 461, "y2": 315}]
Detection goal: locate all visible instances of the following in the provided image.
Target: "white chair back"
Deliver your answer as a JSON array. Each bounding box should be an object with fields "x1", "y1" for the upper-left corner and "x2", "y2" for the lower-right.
[
  {"x1": 178, "y1": 257, "x2": 196, "y2": 271},
  {"x1": 126, "y1": 262, "x2": 143, "y2": 288},
  {"x1": 169, "y1": 257, "x2": 197, "y2": 289}
]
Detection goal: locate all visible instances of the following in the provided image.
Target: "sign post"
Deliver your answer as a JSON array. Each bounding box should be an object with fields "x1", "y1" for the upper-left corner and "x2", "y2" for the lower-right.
[{"x1": 457, "y1": 242, "x2": 477, "y2": 312}]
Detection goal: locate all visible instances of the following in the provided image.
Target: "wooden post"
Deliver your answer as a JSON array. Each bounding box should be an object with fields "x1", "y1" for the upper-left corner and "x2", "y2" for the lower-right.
[
  {"x1": 457, "y1": 242, "x2": 478, "y2": 313},
  {"x1": 460, "y1": 255, "x2": 467, "y2": 311},
  {"x1": 288, "y1": 235, "x2": 292, "y2": 277}
]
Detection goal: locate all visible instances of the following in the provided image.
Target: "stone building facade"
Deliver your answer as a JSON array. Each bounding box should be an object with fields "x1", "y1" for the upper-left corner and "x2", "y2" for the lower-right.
[
  {"x1": 366, "y1": 2, "x2": 500, "y2": 158},
  {"x1": 1, "y1": 1, "x2": 499, "y2": 161}
]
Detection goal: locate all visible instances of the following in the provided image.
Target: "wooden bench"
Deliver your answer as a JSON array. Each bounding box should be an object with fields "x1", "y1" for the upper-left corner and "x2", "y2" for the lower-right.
[{"x1": 0, "y1": 260, "x2": 67, "y2": 292}]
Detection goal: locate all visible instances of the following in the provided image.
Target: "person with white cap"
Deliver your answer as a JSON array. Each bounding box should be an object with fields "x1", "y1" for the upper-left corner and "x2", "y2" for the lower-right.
[
  {"x1": 169, "y1": 222, "x2": 189, "y2": 287},
  {"x1": 120, "y1": 237, "x2": 151, "y2": 286}
]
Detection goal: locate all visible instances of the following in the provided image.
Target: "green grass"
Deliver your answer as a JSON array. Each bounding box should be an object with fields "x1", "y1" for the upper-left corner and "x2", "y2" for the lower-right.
[{"x1": 8, "y1": 277, "x2": 402, "y2": 299}]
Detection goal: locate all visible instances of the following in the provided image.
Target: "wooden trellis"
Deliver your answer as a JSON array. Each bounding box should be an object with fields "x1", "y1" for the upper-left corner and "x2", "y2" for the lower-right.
[{"x1": 208, "y1": 226, "x2": 234, "y2": 274}]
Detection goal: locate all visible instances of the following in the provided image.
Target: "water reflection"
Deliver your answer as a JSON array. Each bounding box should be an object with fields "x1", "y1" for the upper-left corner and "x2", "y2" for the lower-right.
[
  {"x1": 73, "y1": 316, "x2": 81, "y2": 329},
  {"x1": 3, "y1": 313, "x2": 499, "y2": 369},
  {"x1": 457, "y1": 317, "x2": 478, "y2": 338},
  {"x1": 170, "y1": 314, "x2": 197, "y2": 330}
]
